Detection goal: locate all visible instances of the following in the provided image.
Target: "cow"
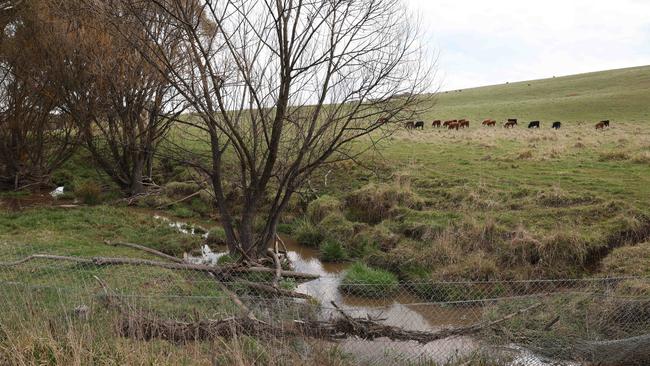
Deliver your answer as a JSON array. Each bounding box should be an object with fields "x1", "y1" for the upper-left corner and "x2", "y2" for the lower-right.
[
  {"x1": 447, "y1": 122, "x2": 460, "y2": 130},
  {"x1": 443, "y1": 120, "x2": 454, "y2": 127},
  {"x1": 504, "y1": 119, "x2": 517, "y2": 128},
  {"x1": 414, "y1": 121, "x2": 424, "y2": 130},
  {"x1": 459, "y1": 120, "x2": 470, "y2": 128},
  {"x1": 528, "y1": 121, "x2": 540, "y2": 129},
  {"x1": 601, "y1": 120, "x2": 610, "y2": 127},
  {"x1": 482, "y1": 119, "x2": 496, "y2": 127},
  {"x1": 552, "y1": 121, "x2": 561, "y2": 129},
  {"x1": 595, "y1": 121, "x2": 605, "y2": 130},
  {"x1": 405, "y1": 121, "x2": 415, "y2": 129},
  {"x1": 432, "y1": 120, "x2": 441, "y2": 128}
]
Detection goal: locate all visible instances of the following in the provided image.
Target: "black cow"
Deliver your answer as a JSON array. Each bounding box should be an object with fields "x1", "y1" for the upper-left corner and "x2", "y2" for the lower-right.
[
  {"x1": 552, "y1": 121, "x2": 561, "y2": 129},
  {"x1": 601, "y1": 120, "x2": 610, "y2": 127},
  {"x1": 414, "y1": 121, "x2": 424, "y2": 130},
  {"x1": 528, "y1": 121, "x2": 540, "y2": 128}
]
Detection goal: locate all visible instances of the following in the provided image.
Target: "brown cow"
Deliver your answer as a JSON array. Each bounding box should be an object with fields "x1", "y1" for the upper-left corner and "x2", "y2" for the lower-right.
[
  {"x1": 486, "y1": 120, "x2": 496, "y2": 126},
  {"x1": 595, "y1": 121, "x2": 605, "y2": 130},
  {"x1": 405, "y1": 121, "x2": 415, "y2": 129},
  {"x1": 447, "y1": 122, "x2": 460, "y2": 130},
  {"x1": 432, "y1": 120, "x2": 441, "y2": 127},
  {"x1": 443, "y1": 120, "x2": 452, "y2": 127},
  {"x1": 504, "y1": 121, "x2": 517, "y2": 128},
  {"x1": 459, "y1": 120, "x2": 470, "y2": 128}
]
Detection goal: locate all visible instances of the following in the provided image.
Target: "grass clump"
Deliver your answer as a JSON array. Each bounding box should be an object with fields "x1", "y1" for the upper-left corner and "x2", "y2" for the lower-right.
[
  {"x1": 319, "y1": 212, "x2": 355, "y2": 242},
  {"x1": 339, "y1": 262, "x2": 399, "y2": 298},
  {"x1": 306, "y1": 195, "x2": 342, "y2": 223},
  {"x1": 74, "y1": 181, "x2": 103, "y2": 205},
  {"x1": 598, "y1": 151, "x2": 630, "y2": 162},
  {"x1": 206, "y1": 226, "x2": 227, "y2": 245},
  {"x1": 345, "y1": 183, "x2": 424, "y2": 224},
  {"x1": 293, "y1": 218, "x2": 326, "y2": 248},
  {"x1": 319, "y1": 239, "x2": 348, "y2": 262},
  {"x1": 601, "y1": 241, "x2": 650, "y2": 276}
]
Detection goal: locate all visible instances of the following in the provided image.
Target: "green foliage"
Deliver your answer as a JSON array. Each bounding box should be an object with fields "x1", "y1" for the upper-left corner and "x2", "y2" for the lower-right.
[
  {"x1": 293, "y1": 218, "x2": 326, "y2": 248},
  {"x1": 339, "y1": 262, "x2": 399, "y2": 298},
  {"x1": 319, "y1": 239, "x2": 348, "y2": 262}
]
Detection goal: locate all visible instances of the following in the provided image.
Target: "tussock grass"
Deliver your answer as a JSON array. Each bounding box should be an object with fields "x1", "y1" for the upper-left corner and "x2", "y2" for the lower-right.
[
  {"x1": 602, "y1": 241, "x2": 650, "y2": 277},
  {"x1": 75, "y1": 180, "x2": 103, "y2": 205},
  {"x1": 345, "y1": 182, "x2": 424, "y2": 224},
  {"x1": 306, "y1": 195, "x2": 342, "y2": 223},
  {"x1": 319, "y1": 239, "x2": 348, "y2": 262},
  {"x1": 339, "y1": 262, "x2": 399, "y2": 298}
]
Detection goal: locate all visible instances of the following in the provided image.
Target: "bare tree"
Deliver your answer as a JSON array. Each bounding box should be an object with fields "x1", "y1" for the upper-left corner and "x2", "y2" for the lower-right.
[
  {"x1": 109, "y1": 0, "x2": 434, "y2": 258},
  {"x1": 47, "y1": 1, "x2": 186, "y2": 196},
  {"x1": 0, "y1": 0, "x2": 78, "y2": 189}
]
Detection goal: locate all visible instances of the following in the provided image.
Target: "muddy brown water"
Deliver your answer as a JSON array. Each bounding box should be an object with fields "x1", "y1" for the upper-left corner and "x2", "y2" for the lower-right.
[
  {"x1": 164, "y1": 215, "x2": 568, "y2": 365},
  {"x1": 182, "y1": 230, "x2": 483, "y2": 364}
]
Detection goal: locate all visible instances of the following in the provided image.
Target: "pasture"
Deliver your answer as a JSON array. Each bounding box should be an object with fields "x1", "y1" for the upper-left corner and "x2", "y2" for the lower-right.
[
  {"x1": 1, "y1": 64, "x2": 649, "y2": 365},
  {"x1": 305, "y1": 66, "x2": 650, "y2": 282}
]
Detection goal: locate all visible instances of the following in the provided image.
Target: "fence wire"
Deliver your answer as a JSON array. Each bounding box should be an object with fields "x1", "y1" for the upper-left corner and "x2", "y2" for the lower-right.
[{"x1": 0, "y1": 242, "x2": 649, "y2": 365}]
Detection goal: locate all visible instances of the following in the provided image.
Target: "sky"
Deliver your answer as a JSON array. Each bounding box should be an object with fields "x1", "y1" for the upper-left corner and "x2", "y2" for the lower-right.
[{"x1": 406, "y1": 0, "x2": 650, "y2": 91}]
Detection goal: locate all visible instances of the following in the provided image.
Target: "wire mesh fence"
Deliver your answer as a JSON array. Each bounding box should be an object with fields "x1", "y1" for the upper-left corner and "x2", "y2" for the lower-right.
[{"x1": 1, "y1": 240, "x2": 649, "y2": 365}]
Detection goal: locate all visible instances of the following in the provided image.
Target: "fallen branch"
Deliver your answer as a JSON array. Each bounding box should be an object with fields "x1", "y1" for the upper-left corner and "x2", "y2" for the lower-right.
[
  {"x1": 156, "y1": 190, "x2": 203, "y2": 209},
  {"x1": 0, "y1": 253, "x2": 319, "y2": 280},
  {"x1": 238, "y1": 280, "x2": 316, "y2": 301},
  {"x1": 328, "y1": 301, "x2": 543, "y2": 344},
  {"x1": 0, "y1": 254, "x2": 93, "y2": 266},
  {"x1": 104, "y1": 240, "x2": 184, "y2": 264}
]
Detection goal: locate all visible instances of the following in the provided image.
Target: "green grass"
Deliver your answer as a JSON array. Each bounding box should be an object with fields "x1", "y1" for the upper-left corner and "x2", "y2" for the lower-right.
[
  {"x1": 339, "y1": 262, "x2": 399, "y2": 298},
  {"x1": 425, "y1": 65, "x2": 650, "y2": 124}
]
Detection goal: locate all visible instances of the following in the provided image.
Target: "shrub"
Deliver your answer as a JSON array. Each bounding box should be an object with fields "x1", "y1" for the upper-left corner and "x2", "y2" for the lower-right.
[
  {"x1": 339, "y1": 262, "x2": 399, "y2": 298},
  {"x1": 319, "y1": 239, "x2": 348, "y2": 262},
  {"x1": 306, "y1": 195, "x2": 342, "y2": 223},
  {"x1": 345, "y1": 183, "x2": 424, "y2": 224},
  {"x1": 75, "y1": 181, "x2": 102, "y2": 205},
  {"x1": 293, "y1": 218, "x2": 326, "y2": 248}
]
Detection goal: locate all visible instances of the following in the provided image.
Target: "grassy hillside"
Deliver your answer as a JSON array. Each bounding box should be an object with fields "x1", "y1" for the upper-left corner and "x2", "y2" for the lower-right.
[{"x1": 422, "y1": 65, "x2": 650, "y2": 124}]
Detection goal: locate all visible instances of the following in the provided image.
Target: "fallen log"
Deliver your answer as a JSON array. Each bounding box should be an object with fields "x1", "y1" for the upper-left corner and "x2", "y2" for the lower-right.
[
  {"x1": 104, "y1": 240, "x2": 184, "y2": 264},
  {"x1": 95, "y1": 278, "x2": 542, "y2": 345},
  {"x1": 0, "y1": 254, "x2": 319, "y2": 280},
  {"x1": 238, "y1": 280, "x2": 316, "y2": 301}
]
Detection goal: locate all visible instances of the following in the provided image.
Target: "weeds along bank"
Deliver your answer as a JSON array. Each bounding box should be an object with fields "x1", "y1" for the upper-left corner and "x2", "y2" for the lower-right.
[{"x1": 3, "y1": 121, "x2": 648, "y2": 292}]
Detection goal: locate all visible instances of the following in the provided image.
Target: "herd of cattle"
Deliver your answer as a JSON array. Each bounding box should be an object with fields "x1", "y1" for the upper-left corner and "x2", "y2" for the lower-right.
[{"x1": 405, "y1": 119, "x2": 612, "y2": 130}]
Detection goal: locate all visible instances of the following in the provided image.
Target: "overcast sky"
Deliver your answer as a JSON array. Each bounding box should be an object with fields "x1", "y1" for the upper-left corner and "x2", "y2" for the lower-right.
[{"x1": 407, "y1": 0, "x2": 650, "y2": 90}]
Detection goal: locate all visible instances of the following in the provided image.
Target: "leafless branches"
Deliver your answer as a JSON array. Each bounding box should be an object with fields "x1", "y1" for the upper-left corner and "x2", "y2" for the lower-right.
[{"x1": 88, "y1": 0, "x2": 435, "y2": 256}]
